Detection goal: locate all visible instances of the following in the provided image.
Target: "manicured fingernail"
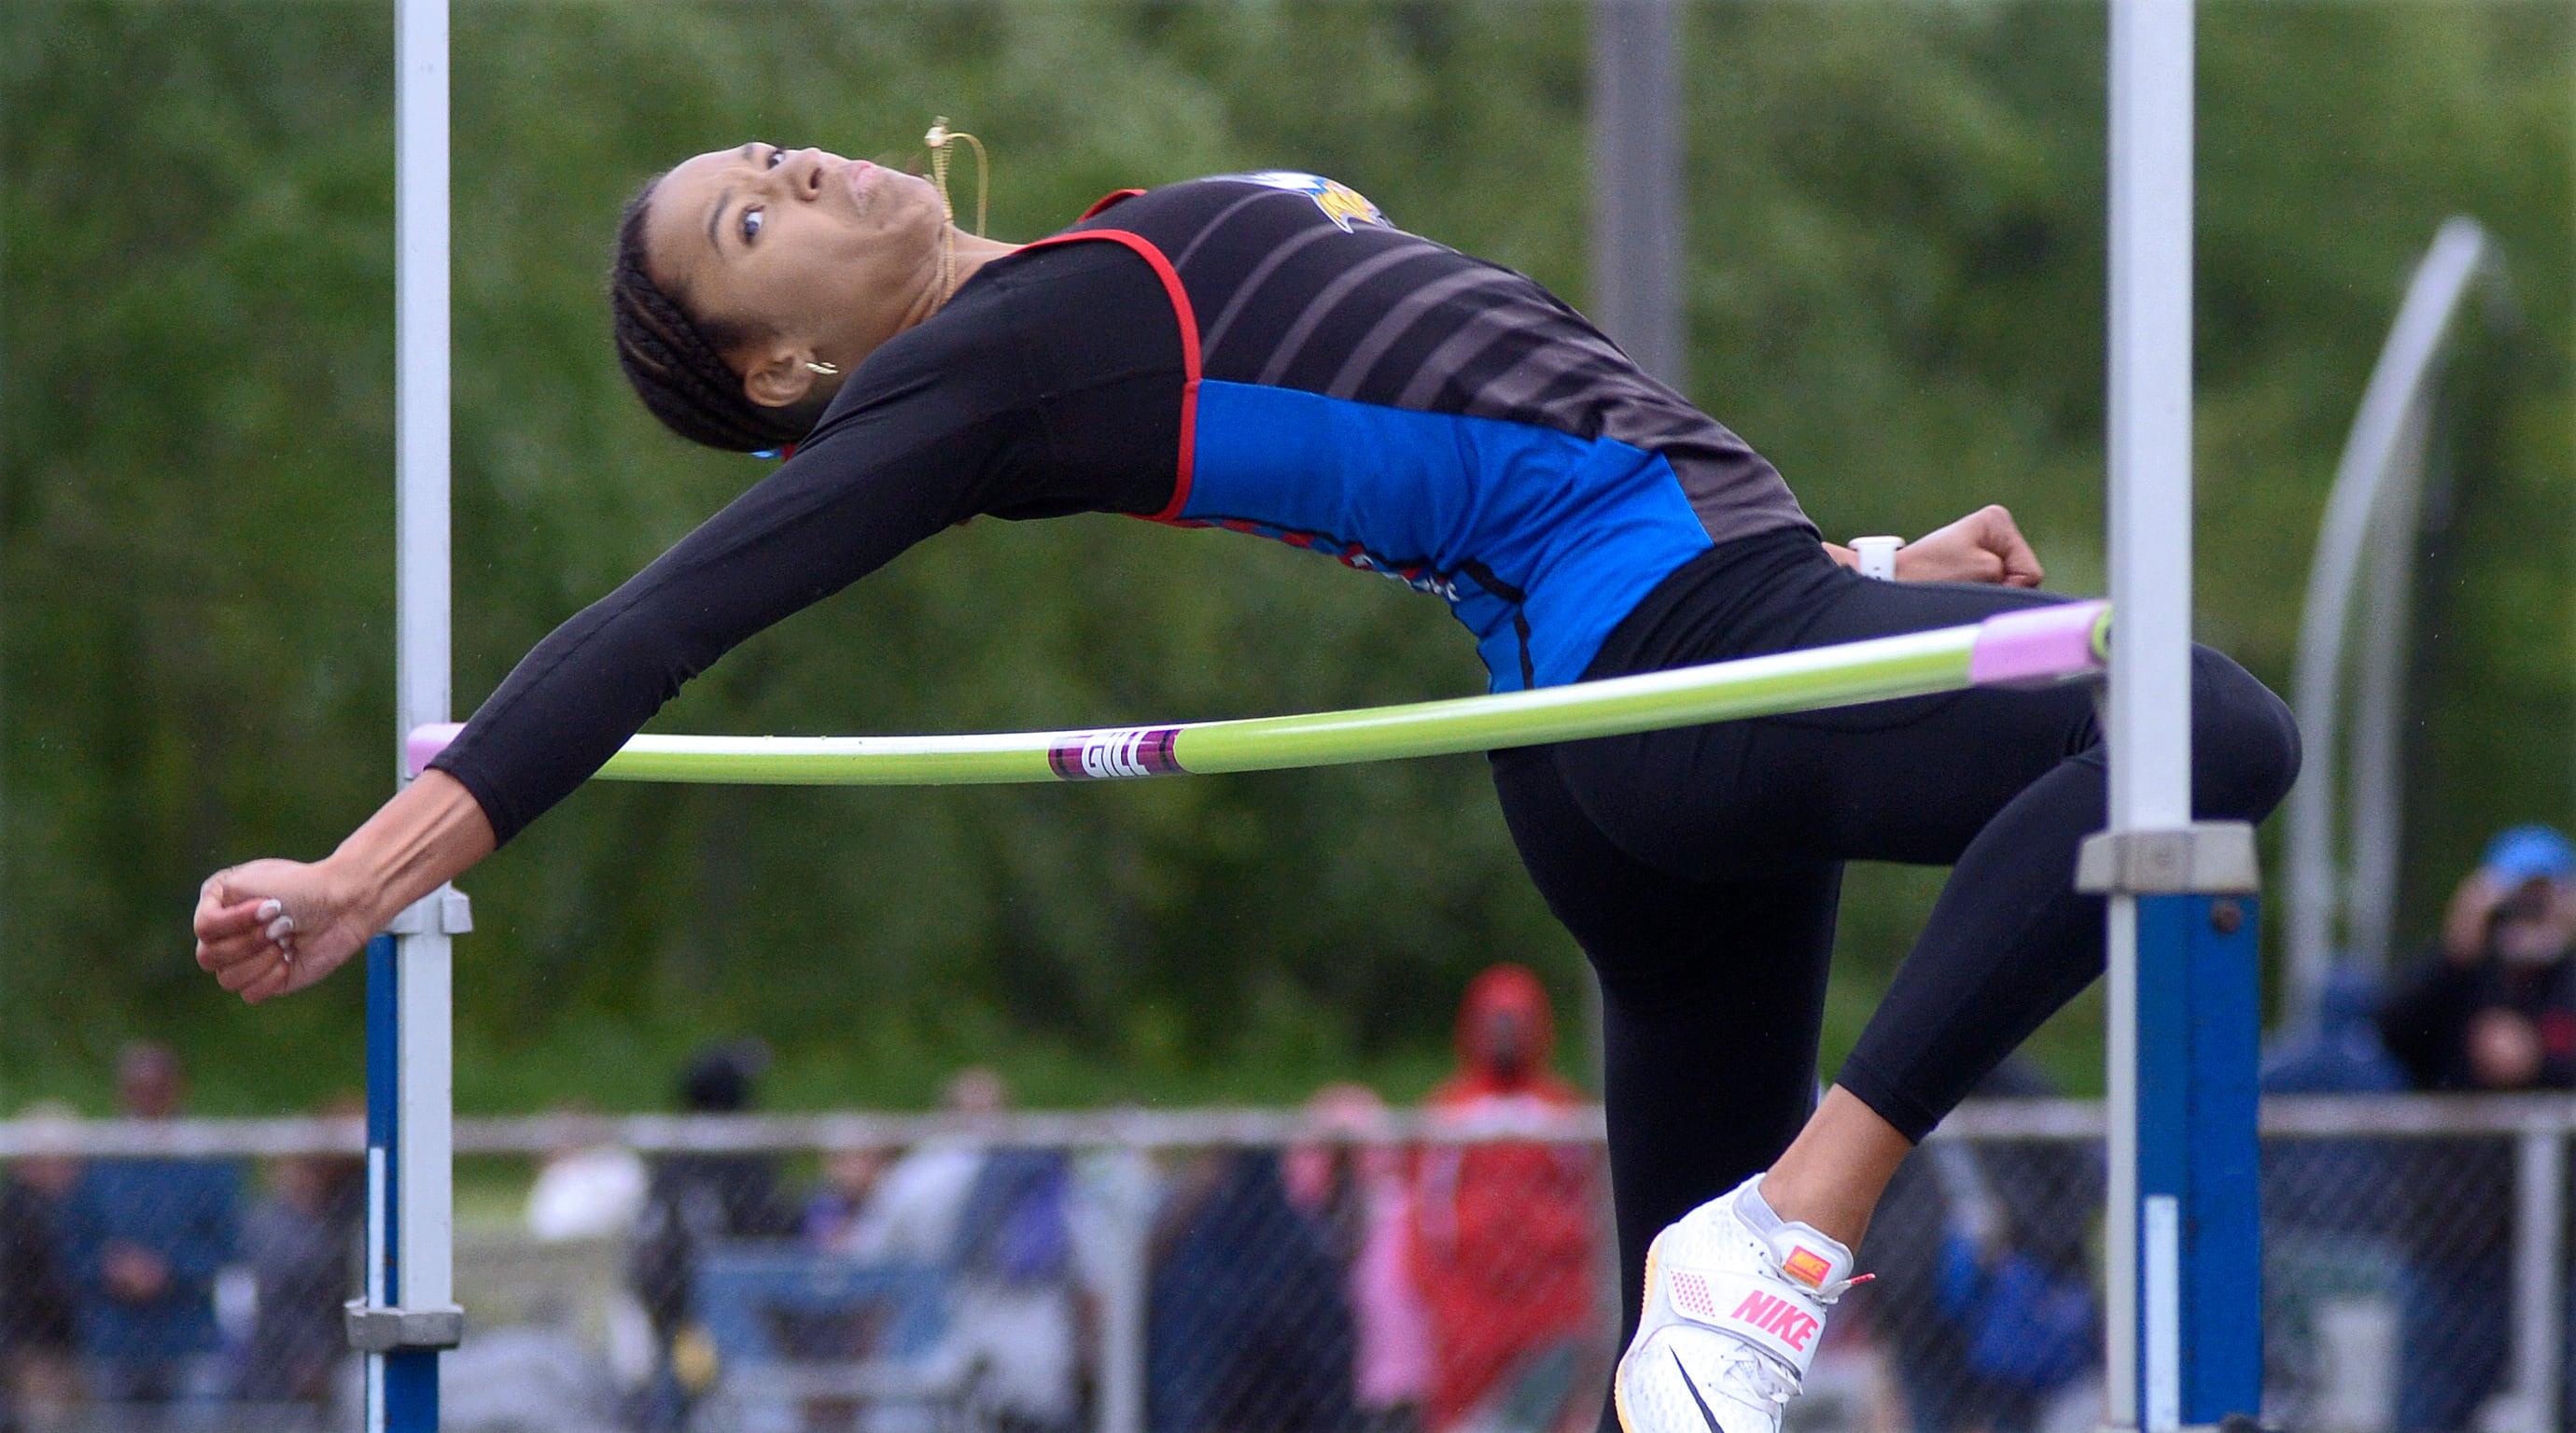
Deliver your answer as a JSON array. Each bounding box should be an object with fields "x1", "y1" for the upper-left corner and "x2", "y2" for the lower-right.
[
  {"x1": 258, "y1": 900, "x2": 282, "y2": 920},
  {"x1": 266, "y1": 915, "x2": 296, "y2": 942}
]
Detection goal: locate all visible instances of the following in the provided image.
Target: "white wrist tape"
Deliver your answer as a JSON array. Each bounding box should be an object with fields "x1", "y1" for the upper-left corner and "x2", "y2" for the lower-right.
[{"x1": 1851, "y1": 536, "x2": 1902, "y2": 582}]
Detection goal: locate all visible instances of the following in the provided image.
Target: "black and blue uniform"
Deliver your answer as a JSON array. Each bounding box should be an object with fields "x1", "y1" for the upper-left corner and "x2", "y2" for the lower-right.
[
  {"x1": 438, "y1": 174, "x2": 1815, "y2": 838},
  {"x1": 1118, "y1": 172, "x2": 1807, "y2": 693},
  {"x1": 433, "y1": 174, "x2": 2300, "y2": 1364}
]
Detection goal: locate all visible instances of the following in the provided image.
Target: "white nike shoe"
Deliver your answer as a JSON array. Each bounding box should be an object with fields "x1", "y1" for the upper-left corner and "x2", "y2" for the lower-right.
[{"x1": 1613, "y1": 1174, "x2": 1866, "y2": 1433}]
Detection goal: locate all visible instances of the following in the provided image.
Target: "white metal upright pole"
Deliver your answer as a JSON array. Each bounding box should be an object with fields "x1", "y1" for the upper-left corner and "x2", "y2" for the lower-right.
[
  {"x1": 394, "y1": 0, "x2": 455, "y2": 1297},
  {"x1": 368, "y1": 0, "x2": 466, "y2": 1426},
  {"x1": 2104, "y1": 1, "x2": 2195, "y2": 1426}
]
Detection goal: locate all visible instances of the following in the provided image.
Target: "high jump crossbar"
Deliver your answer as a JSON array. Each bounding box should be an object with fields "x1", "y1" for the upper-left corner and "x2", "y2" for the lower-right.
[{"x1": 399, "y1": 602, "x2": 2110, "y2": 788}]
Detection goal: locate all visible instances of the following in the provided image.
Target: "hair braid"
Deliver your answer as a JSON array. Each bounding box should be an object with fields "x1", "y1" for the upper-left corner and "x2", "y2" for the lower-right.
[{"x1": 609, "y1": 178, "x2": 810, "y2": 454}]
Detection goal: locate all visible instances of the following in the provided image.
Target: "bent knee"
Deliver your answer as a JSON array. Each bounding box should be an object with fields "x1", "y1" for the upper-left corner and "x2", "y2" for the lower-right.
[{"x1": 2190, "y1": 648, "x2": 2302, "y2": 821}]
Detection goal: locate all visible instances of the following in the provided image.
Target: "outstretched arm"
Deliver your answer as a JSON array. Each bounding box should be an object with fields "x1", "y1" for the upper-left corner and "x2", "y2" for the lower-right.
[
  {"x1": 192, "y1": 771, "x2": 496, "y2": 1005},
  {"x1": 1824, "y1": 504, "x2": 2044, "y2": 587},
  {"x1": 188, "y1": 405, "x2": 959, "y2": 1006},
  {"x1": 184, "y1": 247, "x2": 1164, "y2": 1011}
]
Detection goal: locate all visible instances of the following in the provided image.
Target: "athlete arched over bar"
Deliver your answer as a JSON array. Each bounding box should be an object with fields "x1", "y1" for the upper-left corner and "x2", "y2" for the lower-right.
[{"x1": 192, "y1": 146, "x2": 2298, "y2": 1433}]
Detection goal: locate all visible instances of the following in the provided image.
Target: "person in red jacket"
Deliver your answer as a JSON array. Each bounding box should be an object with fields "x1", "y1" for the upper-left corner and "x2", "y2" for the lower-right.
[{"x1": 1414, "y1": 965, "x2": 1602, "y2": 1431}]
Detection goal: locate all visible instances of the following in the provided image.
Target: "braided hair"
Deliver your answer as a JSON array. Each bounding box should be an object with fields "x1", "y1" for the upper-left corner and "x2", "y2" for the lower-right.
[{"x1": 609, "y1": 177, "x2": 810, "y2": 454}]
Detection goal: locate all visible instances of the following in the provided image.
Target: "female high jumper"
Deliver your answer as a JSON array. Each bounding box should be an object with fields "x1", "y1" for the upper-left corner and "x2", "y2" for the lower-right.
[{"x1": 194, "y1": 143, "x2": 2298, "y2": 1433}]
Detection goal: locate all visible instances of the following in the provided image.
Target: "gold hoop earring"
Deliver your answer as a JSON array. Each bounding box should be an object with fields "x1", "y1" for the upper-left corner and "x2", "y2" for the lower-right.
[
  {"x1": 923, "y1": 116, "x2": 989, "y2": 316},
  {"x1": 923, "y1": 117, "x2": 988, "y2": 236}
]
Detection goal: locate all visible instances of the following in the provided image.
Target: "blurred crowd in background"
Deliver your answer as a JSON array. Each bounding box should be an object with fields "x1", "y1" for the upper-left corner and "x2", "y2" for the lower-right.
[
  {"x1": 5, "y1": 826, "x2": 2576, "y2": 1433},
  {"x1": 0, "y1": 965, "x2": 1606, "y2": 1433},
  {"x1": 0, "y1": 1045, "x2": 357, "y2": 1429}
]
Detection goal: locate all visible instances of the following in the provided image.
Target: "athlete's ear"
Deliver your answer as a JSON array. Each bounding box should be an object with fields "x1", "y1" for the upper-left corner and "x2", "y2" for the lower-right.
[{"x1": 740, "y1": 342, "x2": 817, "y2": 411}]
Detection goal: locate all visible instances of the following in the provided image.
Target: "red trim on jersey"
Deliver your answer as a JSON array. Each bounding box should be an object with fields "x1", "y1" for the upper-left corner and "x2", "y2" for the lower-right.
[
  {"x1": 1018, "y1": 227, "x2": 1201, "y2": 522},
  {"x1": 1079, "y1": 188, "x2": 1147, "y2": 219}
]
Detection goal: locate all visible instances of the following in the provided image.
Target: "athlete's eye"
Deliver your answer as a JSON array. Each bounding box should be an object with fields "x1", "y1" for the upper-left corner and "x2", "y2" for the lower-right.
[
  {"x1": 741, "y1": 206, "x2": 764, "y2": 244},
  {"x1": 764, "y1": 147, "x2": 786, "y2": 170}
]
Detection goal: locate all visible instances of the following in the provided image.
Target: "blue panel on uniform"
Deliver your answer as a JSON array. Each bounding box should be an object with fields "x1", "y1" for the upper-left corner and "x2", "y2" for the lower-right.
[{"x1": 1187, "y1": 380, "x2": 1713, "y2": 691}]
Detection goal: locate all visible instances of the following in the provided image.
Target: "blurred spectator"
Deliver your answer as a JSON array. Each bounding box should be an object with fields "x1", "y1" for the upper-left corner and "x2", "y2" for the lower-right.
[
  {"x1": 1151, "y1": 1148, "x2": 1356, "y2": 1433},
  {"x1": 863, "y1": 1067, "x2": 1010, "y2": 1261},
  {"x1": 1413, "y1": 965, "x2": 1598, "y2": 1433},
  {"x1": 2382, "y1": 826, "x2": 2576, "y2": 1089},
  {"x1": 53, "y1": 1043, "x2": 238, "y2": 1419},
  {"x1": 2259, "y1": 968, "x2": 2406, "y2": 1424},
  {"x1": 1286, "y1": 1084, "x2": 1435, "y2": 1433},
  {"x1": 1863, "y1": 1060, "x2": 2099, "y2": 1433},
  {"x1": 866, "y1": 1068, "x2": 1080, "y2": 1433},
  {"x1": 952, "y1": 1146, "x2": 1079, "y2": 1431},
  {"x1": 803, "y1": 1145, "x2": 892, "y2": 1253},
  {"x1": 2376, "y1": 826, "x2": 2576, "y2": 1433},
  {"x1": 628, "y1": 1040, "x2": 796, "y2": 1431},
  {"x1": 525, "y1": 1107, "x2": 648, "y2": 1243},
  {"x1": 2267, "y1": 967, "x2": 2411, "y2": 1100},
  {"x1": 231, "y1": 1114, "x2": 364, "y2": 1416},
  {"x1": 1, "y1": 1103, "x2": 84, "y2": 1433}
]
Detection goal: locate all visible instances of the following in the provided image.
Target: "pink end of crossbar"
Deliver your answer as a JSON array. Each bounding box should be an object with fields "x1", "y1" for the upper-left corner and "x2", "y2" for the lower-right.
[
  {"x1": 1968, "y1": 600, "x2": 2109, "y2": 687},
  {"x1": 407, "y1": 723, "x2": 464, "y2": 778}
]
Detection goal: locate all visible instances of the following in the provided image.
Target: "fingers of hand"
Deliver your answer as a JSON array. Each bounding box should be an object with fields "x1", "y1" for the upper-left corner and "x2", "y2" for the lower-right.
[
  {"x1": 226, "y1": 949, "x2": 298, "y2": 1005},
  {"x1": 213, "y1": 949, "x2": 280, "y2": 993},
  {"x1": 245, "y1": 959, "x2": 298, "y2": 1005},
  {"x1": 196, "y1": 926, "x2": 274, "y2": 972},
  {"x1": 1975, "y1": 507, "x2": 2043, "y2": 585},
  {"x1": 192, "y1": 892, "x2": 269, "y2": 943},
  {"x1": 227, "y1": 941, "x2": 307, "y2": 998},
  {"x1": 196, "y1": 897, "x2": 294, "y2": 976}
]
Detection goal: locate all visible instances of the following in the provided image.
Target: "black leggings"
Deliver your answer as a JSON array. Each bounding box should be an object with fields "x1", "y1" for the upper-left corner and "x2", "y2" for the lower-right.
[{"x1": 1490, "y1": 530, "x2": 2301, "y2": 1342}]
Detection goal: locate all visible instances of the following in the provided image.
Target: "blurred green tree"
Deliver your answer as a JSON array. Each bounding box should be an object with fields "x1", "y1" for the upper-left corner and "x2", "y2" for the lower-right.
[{"x1": 0, "y1": 2, "x2": 2565, "y2": 1112}]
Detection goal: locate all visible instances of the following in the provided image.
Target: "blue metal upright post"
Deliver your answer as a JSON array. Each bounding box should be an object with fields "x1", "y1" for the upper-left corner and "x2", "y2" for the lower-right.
[
  {"x1": 2134, "y1": 895, "x2": 2263, "y2": 1425},
  {"x1": 363, "y1": 934, "x2": 441, "y2": 1429},
  {"x1": 365, "y1": 934, "x2": 397, "y2": 1428}
]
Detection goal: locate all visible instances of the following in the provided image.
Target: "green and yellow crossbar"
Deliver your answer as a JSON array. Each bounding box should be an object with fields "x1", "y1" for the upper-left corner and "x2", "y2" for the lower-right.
[{"x1": 407, "y1": 601, "x2": 2108, "y2": 787}]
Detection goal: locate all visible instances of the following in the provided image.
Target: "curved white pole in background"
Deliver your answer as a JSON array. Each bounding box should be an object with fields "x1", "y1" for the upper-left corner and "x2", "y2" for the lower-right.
[{"x1": 2283, "y1": 218, "x2": 2492, "y2": 1026}]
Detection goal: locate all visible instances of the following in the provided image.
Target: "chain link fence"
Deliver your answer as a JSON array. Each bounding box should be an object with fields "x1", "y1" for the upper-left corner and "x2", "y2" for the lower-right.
[{"x1": 3, "y1": 1097, "x2": 2572, "y2": 1433}]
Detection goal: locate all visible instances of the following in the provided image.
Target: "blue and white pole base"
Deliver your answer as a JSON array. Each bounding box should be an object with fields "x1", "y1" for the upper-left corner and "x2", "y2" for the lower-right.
[
  {"x1": 349, "y1": 934, "x2": 462, "y2": 1432},
  {"x1": 2080, "y1": 823, "x2": 2264, "y2": 1430}
]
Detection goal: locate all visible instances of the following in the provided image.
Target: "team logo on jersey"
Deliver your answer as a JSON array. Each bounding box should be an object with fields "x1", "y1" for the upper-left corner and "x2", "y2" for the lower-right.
[
  {"x1": 1048, "y1": 727, "x2": 1185, "y2": 780},
  {"x1": 1239, "y1": 171, "x2": 1387, "y2": 232}
]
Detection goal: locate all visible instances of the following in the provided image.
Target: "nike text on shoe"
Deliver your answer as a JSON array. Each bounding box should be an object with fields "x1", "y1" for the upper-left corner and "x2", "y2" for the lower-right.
[{"x1": 1614, "y1": 1174, "x2": 1868, "y2": 1433}]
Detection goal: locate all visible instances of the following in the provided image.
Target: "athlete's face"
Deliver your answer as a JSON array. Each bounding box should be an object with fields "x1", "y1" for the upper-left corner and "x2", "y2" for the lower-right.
[{"x1": 643, "y1": 142, "x2": 948, "y2": 412}]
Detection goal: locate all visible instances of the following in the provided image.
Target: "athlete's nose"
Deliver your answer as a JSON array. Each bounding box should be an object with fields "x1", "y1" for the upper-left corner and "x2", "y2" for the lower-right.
[{"x1": 780, "y1": 148, "x2": 831, "y2": 201}]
